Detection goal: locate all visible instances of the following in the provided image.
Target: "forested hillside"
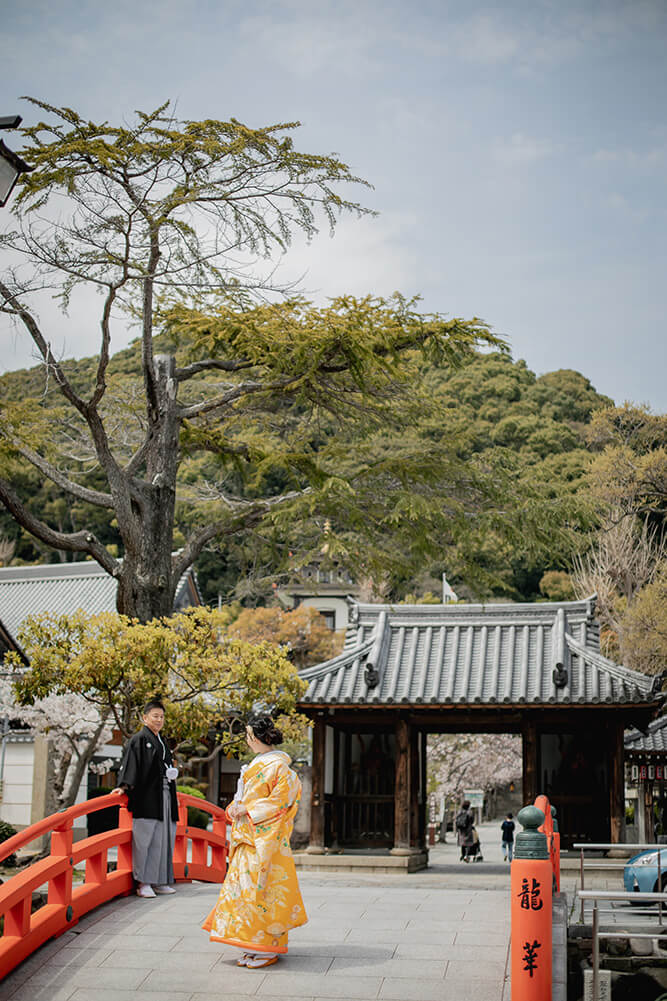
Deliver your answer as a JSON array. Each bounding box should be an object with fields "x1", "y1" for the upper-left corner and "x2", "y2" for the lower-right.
[{"x1": 0, "y1": 338, "x2": 611, "y2": 603}]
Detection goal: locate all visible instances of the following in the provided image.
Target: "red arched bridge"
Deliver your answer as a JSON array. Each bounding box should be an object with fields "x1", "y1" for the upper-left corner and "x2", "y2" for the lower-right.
[{"x1": 0, "y1": 791, "x2": 226, "y2": 981}]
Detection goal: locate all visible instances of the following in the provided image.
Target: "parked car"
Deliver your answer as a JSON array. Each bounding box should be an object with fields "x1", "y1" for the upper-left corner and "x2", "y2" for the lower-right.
[{"x1": 623, "y1": 848, "x2": 667, "y2": 897}]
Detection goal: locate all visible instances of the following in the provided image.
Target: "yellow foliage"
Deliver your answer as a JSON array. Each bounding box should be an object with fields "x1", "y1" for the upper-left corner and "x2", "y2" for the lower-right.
[{"x1": 8, "y1": 605, "x2": 309, "y2": 751}]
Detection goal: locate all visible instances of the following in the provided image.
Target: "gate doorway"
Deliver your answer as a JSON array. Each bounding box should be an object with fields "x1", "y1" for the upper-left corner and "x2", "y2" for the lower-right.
[{"x1": 301, "y1": 596, "x2": 660, "y2": 858}]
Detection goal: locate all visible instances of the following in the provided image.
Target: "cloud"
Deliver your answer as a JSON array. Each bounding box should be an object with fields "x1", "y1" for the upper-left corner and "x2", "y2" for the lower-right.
[
  {"x1": 589, "y1": 146, "x2": 667, "y2": 171},
  {"x1": 273, "y1": 211, "x2": 422, "y2": 302},
  {"x1": 237, "y1": 1, "x2": 391, "y2": 80},
  {"x1": 605, "y1": 192, "x2": 648, "y2": 223},
  {"x1": 493, "y1": 132, "x2": 560, "y2": 167}
]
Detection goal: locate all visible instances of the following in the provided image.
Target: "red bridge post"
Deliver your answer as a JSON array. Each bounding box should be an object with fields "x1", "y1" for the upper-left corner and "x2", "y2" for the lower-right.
[{"x1": 511, "y1": 804, "x2": 553, "y2": 1001}]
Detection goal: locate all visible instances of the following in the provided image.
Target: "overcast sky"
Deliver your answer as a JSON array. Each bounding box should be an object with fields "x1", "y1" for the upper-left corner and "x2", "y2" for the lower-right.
[{"x1": 2, "y1": 0, "x2": 666, "y2": 410}]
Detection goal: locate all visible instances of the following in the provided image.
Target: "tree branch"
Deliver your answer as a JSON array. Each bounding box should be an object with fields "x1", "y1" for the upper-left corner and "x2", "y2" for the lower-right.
[
  {"x1": 172, "y1": 487, "x2": 308, "y2": 580},
  {"x1": 0, "y1": 280, "x2": 88, "y2": 417},
  {"x1": 174, "y1": 358, "x2": 254, "y2": 381},
  {"x1": 178, "y1": 377, "x2": 296, "y2": 420},
  {"x1": 0, "y1": 474, "x2": 120, "y2": 577},
  {"x1": 1, "y1": 434, "x2": 115, "y2": 508},
  {"x1": 90, "y1": 283, "x2": 119, "y2": 408}
]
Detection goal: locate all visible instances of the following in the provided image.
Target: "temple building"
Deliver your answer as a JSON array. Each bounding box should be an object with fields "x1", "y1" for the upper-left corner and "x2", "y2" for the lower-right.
[
  {"x1": 298, "y1": 596, "x2": 663, "y2": 866},
  {"x1": 625, "y1": 715, "x2": 667, "y2": 843}
]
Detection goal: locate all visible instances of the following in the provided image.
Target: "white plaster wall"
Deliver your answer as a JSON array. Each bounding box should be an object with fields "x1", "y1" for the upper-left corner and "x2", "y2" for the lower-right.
[
  {"x1": 1, "y1": 743, "x2": 34, "y2": 828},
  {"x1": 299, "y1": 596, "x2": 351, "y2": 631}
]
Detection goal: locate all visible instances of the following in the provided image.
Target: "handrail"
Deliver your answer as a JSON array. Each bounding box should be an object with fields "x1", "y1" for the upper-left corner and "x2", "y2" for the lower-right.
[
  {"x1": 573, "y1": 842, "x2": 666, "y2": 851},
  {"x1": 0, "y1": 791, "x2": 228, "y2": 981},
  {"x1": 574, "y1": 840, "x2": 665, "y2": 924},
  {"x1": 576, "y1": 887, "x2": 667, "y2": 1001}
]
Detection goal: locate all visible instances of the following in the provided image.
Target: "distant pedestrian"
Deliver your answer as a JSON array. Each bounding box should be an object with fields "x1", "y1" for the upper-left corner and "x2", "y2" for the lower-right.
[
  {"x1": 501, "y1": 813, "x2": 515, "y2": 862},
  {"x1": 455, "y1": 799, "x2": 475, "y2": 862}
]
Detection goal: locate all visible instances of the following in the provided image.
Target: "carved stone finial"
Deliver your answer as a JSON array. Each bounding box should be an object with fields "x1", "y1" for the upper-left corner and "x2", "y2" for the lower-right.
[{"x1": 514, "y1": 805, "x2": 549, "y2": 860}]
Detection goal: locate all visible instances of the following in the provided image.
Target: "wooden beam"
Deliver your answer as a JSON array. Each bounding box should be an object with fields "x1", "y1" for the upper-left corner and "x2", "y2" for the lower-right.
[
  {"x1": 392, "y1": 716, "x2": 411, "y2": 852},
  {"x1": 307, "y1": 716, "x2": 326, "y2": 853}
]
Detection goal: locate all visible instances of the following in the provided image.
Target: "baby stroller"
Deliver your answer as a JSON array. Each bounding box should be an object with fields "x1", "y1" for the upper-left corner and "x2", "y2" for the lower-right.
[{"x1": 469, "y1": 826, "x2": 484, "y2": 862}]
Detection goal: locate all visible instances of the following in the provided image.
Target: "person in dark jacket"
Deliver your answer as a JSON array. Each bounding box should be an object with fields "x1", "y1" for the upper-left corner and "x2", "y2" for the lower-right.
[
  {"x1": 455, "y1": 800, "x2": 475, "y2": 861},
  {"x1": 501, "y1": 813, "x2": 515, "y2": 862},
  {"x1": 113, "y1": 698, "x2": 179, "y2": 898}
]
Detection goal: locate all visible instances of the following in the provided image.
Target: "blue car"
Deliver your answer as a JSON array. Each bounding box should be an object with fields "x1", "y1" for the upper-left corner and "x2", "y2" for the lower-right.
[{"x1": 623, "y1": 849, "x2": 667, "y2": 897}]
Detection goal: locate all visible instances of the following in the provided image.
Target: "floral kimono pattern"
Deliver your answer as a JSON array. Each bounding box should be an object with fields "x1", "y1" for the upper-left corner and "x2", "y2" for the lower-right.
[{"x1": 202, "y1": 750, "x2": 307, "y2": 954}]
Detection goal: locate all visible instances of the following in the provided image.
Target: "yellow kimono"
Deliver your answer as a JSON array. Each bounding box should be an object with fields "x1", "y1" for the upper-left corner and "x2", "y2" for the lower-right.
[{"x1": 202, "y1": 750, "x2": 307, "y2": 954}]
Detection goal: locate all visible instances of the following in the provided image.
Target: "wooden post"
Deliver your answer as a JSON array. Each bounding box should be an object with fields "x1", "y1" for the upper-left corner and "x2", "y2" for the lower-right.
[
  {"x1": 391, "y1": 715, "x2": 411, "y2": 854},
  {"x1": 419, "y1": 729, "x2": 428, "y2": 849},
  {"x1": 307, "y1": 716, "x2": 326, "y2": 854},
  {"x1": 609, "y1": 721, "x2": 625, "y2": 845},
  {"x1": 409, "y1": 725, "x2": 420, "y2": 848},
  {"x1": 522, "y1": 720, "x2": 538, "y2": 806}
]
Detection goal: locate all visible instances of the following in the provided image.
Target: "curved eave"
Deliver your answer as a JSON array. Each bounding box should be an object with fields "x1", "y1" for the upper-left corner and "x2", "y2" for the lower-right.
[{"x1": 298, "y1": 697, "x2": 661, "y2": 709}]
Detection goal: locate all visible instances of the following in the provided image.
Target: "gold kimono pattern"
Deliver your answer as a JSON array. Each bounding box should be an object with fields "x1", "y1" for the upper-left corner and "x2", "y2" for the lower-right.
[{"x1": 202, "y1": 750, "x2": 307, "y2": 954}]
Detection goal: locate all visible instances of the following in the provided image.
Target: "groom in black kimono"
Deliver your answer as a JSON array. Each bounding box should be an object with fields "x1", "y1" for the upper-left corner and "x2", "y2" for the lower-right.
[{"x1": 115, "y1": 698, "x2": 179, "y2": 898}]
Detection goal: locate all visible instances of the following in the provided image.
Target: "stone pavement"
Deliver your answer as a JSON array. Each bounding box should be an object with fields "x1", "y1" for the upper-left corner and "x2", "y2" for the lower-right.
[{"x1": 0, "y1": 819, "x2": 615, "y2": 1001}]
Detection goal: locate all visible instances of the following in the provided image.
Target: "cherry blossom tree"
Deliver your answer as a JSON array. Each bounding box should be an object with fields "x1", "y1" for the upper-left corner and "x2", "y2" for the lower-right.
[
  {"x1": 427, "y1": 732, "x2": 522, "y2": 816},
  {"x1": 0, "y1": 682, "x2": 114, "y2": 810}
]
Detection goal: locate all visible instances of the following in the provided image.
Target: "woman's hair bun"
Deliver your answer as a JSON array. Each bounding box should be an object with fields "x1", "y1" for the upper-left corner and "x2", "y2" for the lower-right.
[{"x1": 248, "y1": 714, "x2": 283, "y2": 746}]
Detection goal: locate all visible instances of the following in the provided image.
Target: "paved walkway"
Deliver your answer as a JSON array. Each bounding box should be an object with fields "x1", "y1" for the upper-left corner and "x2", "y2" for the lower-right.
[{"x1": 0, "y1": 819, "x2": 617, "y2": 1001}]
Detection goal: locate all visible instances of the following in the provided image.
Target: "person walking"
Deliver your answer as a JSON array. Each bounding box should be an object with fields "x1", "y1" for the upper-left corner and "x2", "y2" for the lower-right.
[
  {"x1": 114, "y1": 697, "x2": 179, "y2": 898},
  {"x1": 455, "y1": 799, "x2": 475, "y2": 862},
  {"x1": 202, "y1": 714, "x2": 307, "y2": 969},
  {"x1": 501, "y1": 812, "x2": 515, "y2": 862}
]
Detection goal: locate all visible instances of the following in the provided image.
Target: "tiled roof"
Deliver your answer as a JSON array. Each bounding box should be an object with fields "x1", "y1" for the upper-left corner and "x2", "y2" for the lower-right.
[
  {"x1": 626, "y1": 715, "x2": 667, "y2": 754},
  {"x1": 300, "y1": 597, "x2": 661, "y2": 707},
  {"x1": 0, "y1": 560, "x2": 200, "y2": 641}
]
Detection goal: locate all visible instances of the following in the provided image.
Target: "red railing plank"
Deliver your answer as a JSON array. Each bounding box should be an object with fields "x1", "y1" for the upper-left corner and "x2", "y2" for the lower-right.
[{"x1": 0, "y1": 791, "x2": 228, "y2": 982}]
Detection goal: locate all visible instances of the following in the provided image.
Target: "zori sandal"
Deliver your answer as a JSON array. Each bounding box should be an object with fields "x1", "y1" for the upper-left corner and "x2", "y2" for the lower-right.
[
  {"x1": 245, "y1": 954, "x2": 278, "y2": 968},
  {"x1": 236, "y1": 953, "x2": 255, "y2": 967}
]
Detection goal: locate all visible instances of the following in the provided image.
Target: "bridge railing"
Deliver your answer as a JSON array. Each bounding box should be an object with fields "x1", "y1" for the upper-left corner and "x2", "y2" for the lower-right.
[
  {"x1": 511, "y1": 794, "x2": 560, "y2": 1001},
  {"x1": 0, "y1": 791, "x2": 227, "y2": 981},
  {"x1": 534, "y1": 792, "x2": 560, "y2": 892}
]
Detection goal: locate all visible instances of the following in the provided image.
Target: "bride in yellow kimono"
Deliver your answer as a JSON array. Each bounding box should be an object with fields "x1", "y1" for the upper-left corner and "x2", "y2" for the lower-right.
[{"x1": 202, "y1": 715, "x2": 308, "y2": 969}]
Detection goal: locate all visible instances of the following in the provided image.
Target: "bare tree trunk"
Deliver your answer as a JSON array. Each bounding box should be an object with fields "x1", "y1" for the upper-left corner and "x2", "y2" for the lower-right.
[{"x1": 116, "y1": 355, "x2": 180, "y2": 622}]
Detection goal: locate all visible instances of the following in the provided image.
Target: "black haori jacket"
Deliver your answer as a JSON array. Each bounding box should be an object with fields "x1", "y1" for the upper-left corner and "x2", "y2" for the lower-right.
[{"x1": 118, "y1": 725, "x2": 179, "y2": 821}]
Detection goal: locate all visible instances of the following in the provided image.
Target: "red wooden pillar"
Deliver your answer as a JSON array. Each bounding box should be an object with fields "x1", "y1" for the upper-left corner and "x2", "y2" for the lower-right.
[{"x1": 49, "y1": 821, "x2": 74, "y2": 925}]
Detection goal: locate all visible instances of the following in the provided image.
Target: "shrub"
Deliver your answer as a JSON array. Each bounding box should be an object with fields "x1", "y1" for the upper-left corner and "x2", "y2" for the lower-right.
[
  {"x1": 177, "y1": 784, "x2": 210, "y2": 829},
  {"x1": 0, "y1": 820, "x2": 18, "y2": 866}
]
